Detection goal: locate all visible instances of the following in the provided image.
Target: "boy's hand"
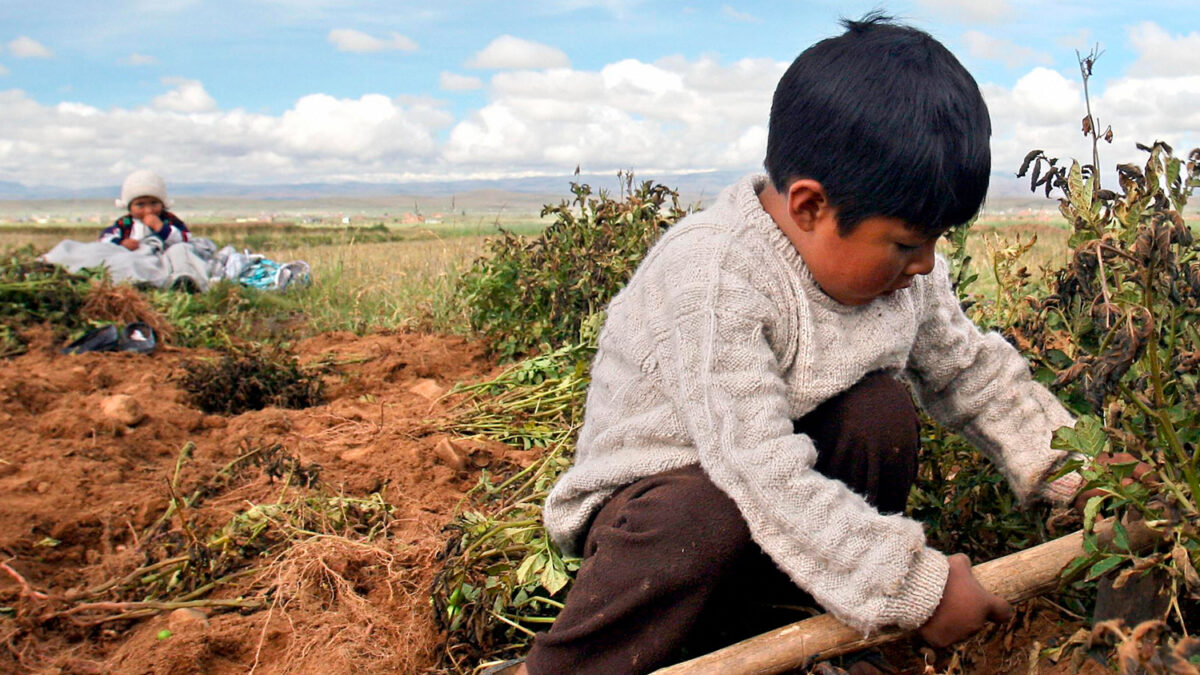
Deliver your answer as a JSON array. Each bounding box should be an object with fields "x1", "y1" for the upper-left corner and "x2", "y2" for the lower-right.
[
  {"x1": 1073, "y1": 452, "x2": 1155, "y2": 516},
  {"x1": 142, "y1": 213, "x2": 163, "y2": 232},
  {"x1": 918, "y1": 553, "x2": 1012, "y2": 648},
  {"x1": 120, "y1": 238, "x2": 140, "y2": 251}
]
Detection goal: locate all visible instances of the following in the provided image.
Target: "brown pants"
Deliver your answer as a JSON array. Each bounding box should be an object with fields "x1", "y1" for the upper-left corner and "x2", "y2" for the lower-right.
[{"x1": 525, "y1": 372, "x2": 921, "y2": 675}]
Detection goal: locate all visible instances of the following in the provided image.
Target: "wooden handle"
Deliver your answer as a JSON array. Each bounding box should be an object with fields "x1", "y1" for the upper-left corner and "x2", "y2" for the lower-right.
[{"x1": 652, "y1": 518, "x2": 1160, "y2": 675}]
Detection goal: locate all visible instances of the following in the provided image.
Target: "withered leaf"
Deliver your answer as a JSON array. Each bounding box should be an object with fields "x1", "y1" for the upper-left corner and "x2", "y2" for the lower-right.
[
  {"x1": 1112, "y1": 566, "x2": 1137, "y2": 590},
  {"x1": 1134, "y1": 227, "x2": 1155, "y2": 262},
  {"x1": 1132, "y1": 620, "x2": 1166, "y2": 663},
  {"x1": 1116, "y1": 640, "x2": 1140, "y2": 674},
  {"x1": 1018, "y1": 149, "x2": 1042, "y2": 177},
  {"x1": 1054, "y1": 360, "x2": 1089, "y2": 388},
  {"x1": 1091, "y1": 299, "x2": 1122, "y2": 328},
  {"x1": 1090, "y1": 618, "x2": 1129, "y2": 648},
  {"x1": 1171, "y1": 214, "x2": 1193, "y2": 246},
  {"x1": 1172, "y1": 544, "x2": 1200, "y2": 591},
  {"x1": 1176, "y1": 636, "x2": 1200, "y2": 661}
]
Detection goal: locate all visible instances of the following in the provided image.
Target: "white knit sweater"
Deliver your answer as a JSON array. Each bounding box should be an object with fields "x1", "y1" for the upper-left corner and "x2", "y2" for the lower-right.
[{"x1": 543, "y1": 174, "x2": 1083, "y2": 634}]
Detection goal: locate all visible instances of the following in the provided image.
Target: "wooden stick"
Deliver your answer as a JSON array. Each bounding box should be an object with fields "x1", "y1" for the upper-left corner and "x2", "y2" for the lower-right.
[{"x1": 653, "y1": 518, "x2": 1162, "y2": 675}]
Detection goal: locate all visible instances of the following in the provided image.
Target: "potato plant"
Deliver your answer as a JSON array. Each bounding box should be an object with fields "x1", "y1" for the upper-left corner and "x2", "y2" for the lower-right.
[
  {"x1": 1017, "y1": 140, "x2": 1200, "y2": 615},
  {"x1": 458, "y1": 172, "x2": 685, "y2": 360}
]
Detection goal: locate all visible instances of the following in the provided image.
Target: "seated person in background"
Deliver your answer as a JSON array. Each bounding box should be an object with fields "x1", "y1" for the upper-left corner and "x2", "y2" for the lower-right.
[{"x1": 100, "y1": 169, "x2": 190, "y2": 251}]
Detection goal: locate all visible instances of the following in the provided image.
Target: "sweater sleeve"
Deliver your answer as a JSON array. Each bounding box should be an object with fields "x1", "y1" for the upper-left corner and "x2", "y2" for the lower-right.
[
  {"x1": 905, "y1": 257, "x2": 1082, "y2": 505},
  {"x1": 99, "y1": 221, "x2": 124, "y2": 245},
  {"x1": 645, "y1": 239, "x2": 948, "y2": 634},
  {"x1": 157, "y1": 213, "x2": 190, "y2": 245}
]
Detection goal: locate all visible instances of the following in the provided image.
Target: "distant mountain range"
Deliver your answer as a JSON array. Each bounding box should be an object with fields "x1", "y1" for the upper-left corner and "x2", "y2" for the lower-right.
[
  {"x1": 0, "y1": 169, "x2": 1042, "y2": 203},
  {"x1": 0, "y1": 172, "x2": 750, "y2": 202}
]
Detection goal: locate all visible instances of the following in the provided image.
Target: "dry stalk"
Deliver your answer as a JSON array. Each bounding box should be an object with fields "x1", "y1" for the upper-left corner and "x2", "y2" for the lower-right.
[
  {"x1": 1, "y1": 561, "x2": 49, "y2": 602},
  {"x1": 79, "y1": 281, "x2": 175, "y2": 341},
  {"x1": 60, "y1": 597, "x2": 264, "y2": 625},
  {"x1": 256, "y1": 533, "x2": 424, "y2": 672}
]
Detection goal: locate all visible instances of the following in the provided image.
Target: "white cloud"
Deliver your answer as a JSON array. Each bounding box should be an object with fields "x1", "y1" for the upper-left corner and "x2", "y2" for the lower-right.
[
  {"x1": 982, "y1": 65, "x2": 1200, "y2": 190},
  {"x1": 327, "y1": 28, "x2": 418, "y2": 53},
  {"x1": 151, "y1": 78, "x2": 217, "y2": 113},
  {"x1": 0, "y1": 64, "x2": 8, "y2": 77},
  {"x1": 1127, "y1": 22, "x2": 1200, "y2": 78},
  {"x1": 439, "y1": 72, "x2": 483, "y2": 91},
  {"x1": 8, "y1": 36, "x2": 53, "y2": 59},
  {"x1": 275, "y1": 93, "x2": 449, "y2": 158},
  {"x1": 914, "y1": 0, "x2": 1011, "y2": 23},
  {"x1": 445, "y1": 55, "x2": 785, "y2": 172},
  {"x1": 0, "y1": 88, "x2": 455, "y2": 188},
  {"x1": 466, "y1": 35, "x2": 570, "y2": 69},
  {"x1": 1099, "y1": 75, "x2": 1200, "y2": 141},
  {"x1": 120, "y1": 53, "x2": 158, "y2": 66},
  {"x1": 963, "y1": 31, "x2": 1052, "y2": 68},
  {"x1": 978, "y1": 21, "x2": 1200, "y2": 182},
  {"x1": 0, "y1": 53, "x2": 793, "y2": 186},
  {"x1": 721, "y1": 5, "x2": 759, "y2": 22}
]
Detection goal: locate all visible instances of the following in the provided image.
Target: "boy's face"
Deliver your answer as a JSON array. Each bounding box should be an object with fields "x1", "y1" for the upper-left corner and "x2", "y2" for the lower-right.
[
  {"x1": 801, "y1": 211, "x2": 939, "y2": 306},
  {"x1": 129, "y1": 196, "x2": 164, "y2": 220}
]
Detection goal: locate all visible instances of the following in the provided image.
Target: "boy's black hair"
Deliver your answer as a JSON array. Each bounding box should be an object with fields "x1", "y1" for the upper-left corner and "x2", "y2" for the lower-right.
[{"x1": 765, "y1": 13, "x2": 991, "y2": 236}]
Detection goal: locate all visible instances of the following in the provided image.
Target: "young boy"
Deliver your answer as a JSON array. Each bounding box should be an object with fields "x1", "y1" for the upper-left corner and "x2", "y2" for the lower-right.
[
  {"x1": 100, "y1": 169, "x2": 190, "y2": 251},
  {"x1": 494, "y1": 15, "x2": 1087, "y2": 675}
]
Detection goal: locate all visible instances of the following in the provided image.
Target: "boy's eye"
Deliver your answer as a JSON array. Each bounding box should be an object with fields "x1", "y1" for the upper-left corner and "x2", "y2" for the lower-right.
[{"x1": 896, "y1": 242, "x2": 920, "y2": 252}]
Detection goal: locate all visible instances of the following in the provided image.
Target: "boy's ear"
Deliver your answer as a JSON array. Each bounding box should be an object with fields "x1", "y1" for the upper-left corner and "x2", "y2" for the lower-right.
[{"x1": 786, "y1": 179, "x2": 833, "y2": 232}]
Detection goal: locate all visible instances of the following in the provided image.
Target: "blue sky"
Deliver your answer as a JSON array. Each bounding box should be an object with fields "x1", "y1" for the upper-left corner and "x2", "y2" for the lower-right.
[{"x1": 1, "y1": 0, "x2": 1198, "y2": 190}]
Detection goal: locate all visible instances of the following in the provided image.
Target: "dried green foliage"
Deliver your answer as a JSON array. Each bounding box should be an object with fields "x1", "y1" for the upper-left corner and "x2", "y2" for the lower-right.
[
  {"x1": 910, "y1": 417, "x2": 1054, "y2": 563},
  {"x1": 124, "y1": 443, "x2": 344, "y2": 604},
  {"x1": 458, "y1": 172, "x2": 685, "y2": 360},
  {"x1": 5, "y1": 441, "x2": 390, "y2": 630},
  {"x1": 431, "y1": 347, "x2": 587, "y2": 668},
  {"x1": 1013, "y1": 53, "x2": 1200, "y2": 624},
  {"x1": 1018, "y1": 140, "x2": 1200, "y2": 618},
  {"x1": 1088, "y1": 619, "x2": 1200, "y2": 675},
  {"x1": 0, "y1": 246, "x2": 96, "y2": 356},
  {"x1": 150, "y1": 280, "x2": 307, "y2": 349},
  {"x1": 443, "y1": 341, "x2": 592, "y2": 449},
  {"x1": 939, "y1": 53, "x2": 1200, "y2": 636},
  {"x1": 179, "y1": 344, "x2": 326, "y2": 414}
]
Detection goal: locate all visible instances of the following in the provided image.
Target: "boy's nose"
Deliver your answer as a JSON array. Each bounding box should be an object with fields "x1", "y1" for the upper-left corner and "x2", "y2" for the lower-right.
[{"x1": 904, "y1": 240, "x2": 937, "y2": 276}]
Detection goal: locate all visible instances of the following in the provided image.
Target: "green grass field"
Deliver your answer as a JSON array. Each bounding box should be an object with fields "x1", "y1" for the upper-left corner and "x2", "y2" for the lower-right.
[{"x1": 1, "y1": 214, "x2": 1075, "y2": 340}]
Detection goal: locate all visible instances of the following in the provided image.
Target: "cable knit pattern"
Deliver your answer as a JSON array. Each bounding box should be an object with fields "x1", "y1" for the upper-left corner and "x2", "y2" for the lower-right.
[{"x1": 543, "y1": 174, "x2": 1083, "y2": 635}]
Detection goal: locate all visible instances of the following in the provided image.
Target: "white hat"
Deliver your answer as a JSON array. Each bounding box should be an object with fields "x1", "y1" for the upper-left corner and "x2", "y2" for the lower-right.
[{"x1": 116, "y1": 169, "x2": 169, "y2": 209}]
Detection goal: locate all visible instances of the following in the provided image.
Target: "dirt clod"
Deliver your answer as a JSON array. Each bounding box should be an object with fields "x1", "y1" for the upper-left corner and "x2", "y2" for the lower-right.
[
  {"x1": 434, "y1": 437, "x2": 467, "y2": 471},
  {"x1": 167, "y1": 608, "x2": 210, "y2": 632},
  {"x1": 101, "y1": 393, "x2": 145, "y2": 426},
  {"x1": 409, "y1": 378, "x2": 445, "y2": 401},
  {"x1": 339, "y1": 446, "x2": 374, "y2": 463}
]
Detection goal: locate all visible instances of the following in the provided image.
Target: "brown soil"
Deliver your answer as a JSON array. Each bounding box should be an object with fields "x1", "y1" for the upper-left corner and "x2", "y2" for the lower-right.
[
  {"x1": 0, "y1": 327, "x2": 520, "y2": 674},
  {"x1": 0, "y1": 327, "x2": 1107, "y2": 675}
]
